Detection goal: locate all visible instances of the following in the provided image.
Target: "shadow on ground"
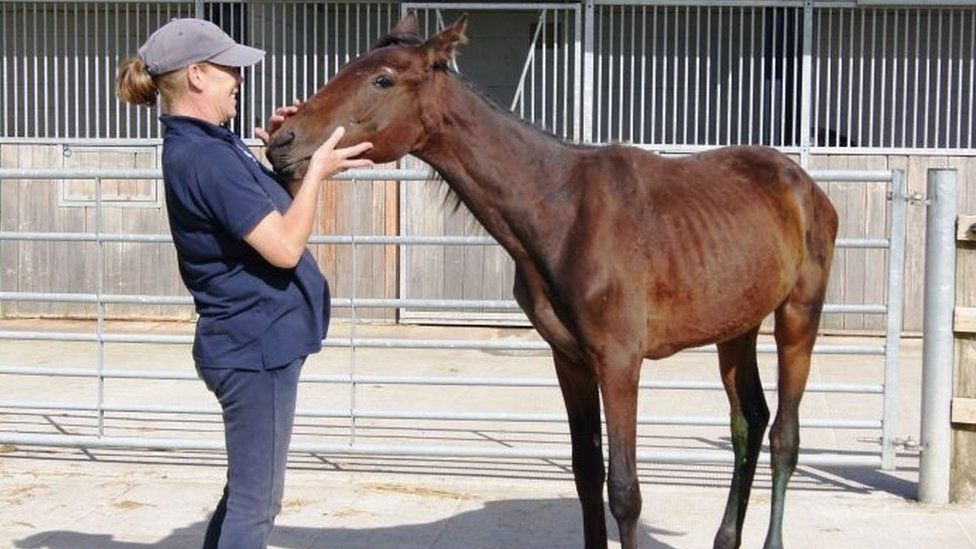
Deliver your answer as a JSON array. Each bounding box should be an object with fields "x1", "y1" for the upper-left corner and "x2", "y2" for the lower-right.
[{"x1": 14, "y1": 498, "x2": 683, "y2": 549}]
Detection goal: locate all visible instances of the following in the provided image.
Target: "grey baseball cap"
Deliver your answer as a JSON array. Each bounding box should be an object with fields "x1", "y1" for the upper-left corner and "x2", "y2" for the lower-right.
[{"x1": 138, "y1": 18, "x2": 264, "y2": 76}]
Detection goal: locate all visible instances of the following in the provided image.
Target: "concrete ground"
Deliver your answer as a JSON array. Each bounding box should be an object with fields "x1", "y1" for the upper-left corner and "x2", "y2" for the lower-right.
[{"x1": 1, "y1": 319, "x2": 974, "y2": 548}]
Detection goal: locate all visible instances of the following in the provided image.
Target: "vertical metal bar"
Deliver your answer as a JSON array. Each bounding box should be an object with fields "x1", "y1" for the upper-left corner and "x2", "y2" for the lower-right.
[
  {"x1": 713, "y1": 7, "x2": 719, "y2": 144},
  {"x1": 970, "y1": 10, "x2": 975, "y2": 149},
  {"x1": 702, "y1": 6, "x2": 710, "y2": 145},
  {"x1": 879, "y1": 9, "x2": 887, "y2": 148},
  {"x1": 905, "y1": 9, "x2": 912, "y2": 148},
  {"x1": 799, "y1": 0, "x2": 813, "y2": 167},
  {"x1": 749, "y1": 7, "x2": 755, "y2": 144},
  {"x1": 845, "y1": 10, "x2": 853, "y2": 147},
  {"x1": 95, "y1": 177, "x2": 105, "y2": 437},
  {"x1": 791, "y1": 7, "x2": 799, "y2": 146},
  {"x1": 563, "y1": 8, "x2": 570, "y2": 138},
  {"x1": 858, "y1": 9, "x2": 866, "y2": 148},
  {"x1": 919, "y1": 9, "x2": 927, "y2": 148},
  {"x1": 618, "y1": 6, "x2": 625, "y2": 140},
  {"x1": 758, "y1": 7, "x2": 764, "y2": 145},
  {"x1": 84, "y1": 3, "x2": 90, "y2": 138},
  {"x1": 726, "y1": 6, "x2": 733, "y2": 145},
  {"x1": 881, "y1": 170, "x2": 907, "y2": 470},
  {"x1": 349, "y1": 178, "x2": 359, "y2": 446},
  {"x1": 653, "y1": 6, "x2": 659, "y2": 143},
  {"x1": 662, "y1": 6, "x2": 669, "y2": 143},
  {"x1": 945, "y1": 10, "x2": 954, "y2": 149},
  {"x1": 736, "y1": 7, "x2": 743, "y2": 144},
  {"x1": 605, "y1": 6, "x2": 613, "y2": 139},
  {"x1": 684, "y1": 6, "x2": 690, "y2": 144},
  {"x1": 694, "y1": 6, "x2": 700, "y2": 145},
  {"x1": 772, "y1": 7, "x2": 779, "y2": 145},
  {"x1": 94, "y1": 3, "x2": 100, "y2": 138},
  {"x1": 835, "y1": 9, "x2": 844, "y2": 147},
  {"x1": 114, "y1": 2, "x2": 119, "y2": 138},
  {"x1": 595, "y1": 5, "x2": 602, "y2": 140},
  {"x1": 577, "y1": 3, "x2": 586, "y2": 142},
  {"x1": 864, "y1": 9, "x2": 878, "y2": 146},
  {"x1": 630, "y1": 6, "x2": 636, "y2": 142},
  {"x1": 43, "y1": 2, "x2": 49, "y2": 138},
  {"x1": 271, "y1": 2, "x2": 276, "y2": 116},
  {"x1": 889, "y1": 8, "x2": 898, "y2": 148},
  {"x1": 32, "y1": 3, "x2": 38, "y2": 138},
  {"x1": 933, "y1": 12, "x2": 942, "y2": 148},
  {"x1": 824, "y1": 8, "x2": 831, "y2": 148},
  {"x1": 1, "y1": 2, "x2": 8, "y2": 137},
  {"x1": 194, "y1": 0, "x2": 203, "y2": 19},
  {"x1": 553, "y1": 10, "x2": 561, "y2": 134},
  {"x1": 543, "y1": 8, "x2": 549, "y2": 131},
  {"x1": 677, "y1": 6, "x2": 683, "y2": 145},
  {"x1": 313, "y1": 1, "x2": 318, "y2": 94},
  {"x1": 814, "y1": 7, "x2": 821, "y2": 150},
  {"x1": 918, "y1": 168, "x2": 958, "y2": 505}
]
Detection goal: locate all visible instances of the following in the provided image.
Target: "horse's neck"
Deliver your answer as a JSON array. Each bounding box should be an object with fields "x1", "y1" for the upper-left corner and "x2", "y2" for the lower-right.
[{"x1": 415, "y1": 75, "x2": 577, "y2": 261}]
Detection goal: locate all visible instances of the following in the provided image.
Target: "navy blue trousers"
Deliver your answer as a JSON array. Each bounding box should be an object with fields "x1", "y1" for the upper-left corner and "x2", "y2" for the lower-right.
[{"x1": 196, "y1": 357, "x2": 304, "y2": 549}]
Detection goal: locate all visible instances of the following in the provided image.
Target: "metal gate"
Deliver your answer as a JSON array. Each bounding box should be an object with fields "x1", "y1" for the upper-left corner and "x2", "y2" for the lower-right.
[{"x1": 0, "y1": 166, "x2": 908, "y2": 469}]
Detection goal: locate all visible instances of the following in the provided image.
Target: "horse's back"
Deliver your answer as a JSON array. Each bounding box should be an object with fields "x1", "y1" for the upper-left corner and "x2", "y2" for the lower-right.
[{"x1": 570, "y1": 145, "x2": 836, "y2": 357}]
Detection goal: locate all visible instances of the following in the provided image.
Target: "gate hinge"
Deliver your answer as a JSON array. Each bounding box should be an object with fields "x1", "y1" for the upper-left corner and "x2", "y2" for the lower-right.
[
  {"x1": 888, "y1": 190, "x2": 929, "y2": 205},
  {"x1": 889, "y1": 435, "x2": 921, "y2": 450}
]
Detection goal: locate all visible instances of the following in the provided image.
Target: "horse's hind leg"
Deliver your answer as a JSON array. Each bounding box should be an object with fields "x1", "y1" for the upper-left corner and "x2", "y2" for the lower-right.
[
  {"x1": 765, "y1": 266, "x2": 830, "y2": 549},
  {"x1": 554, "y1": 351, "x2": 607, "y2": 549},
  {"x1": 713, "y1": 326, "x2": 769, "y2": 549}
]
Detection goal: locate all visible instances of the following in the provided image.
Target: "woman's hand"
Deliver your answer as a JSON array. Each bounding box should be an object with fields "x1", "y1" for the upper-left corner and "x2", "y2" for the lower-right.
[
  {"x1": 305, "y1": 126, "x2": 375, "y2": 181},
  {"x1": 255, "y1": 99, "x2": 302, "y2": 144}
]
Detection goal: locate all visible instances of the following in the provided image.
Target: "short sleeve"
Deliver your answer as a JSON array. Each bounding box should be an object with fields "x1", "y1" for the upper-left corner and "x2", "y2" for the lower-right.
[{"x1": 192, "y1": 142, "x2": 276, "y2": 240}]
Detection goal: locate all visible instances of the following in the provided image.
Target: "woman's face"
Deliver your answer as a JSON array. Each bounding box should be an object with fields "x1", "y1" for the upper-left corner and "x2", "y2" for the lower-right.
[{"x1": 197, "y1": 63, "x2": 243, "y2": 124}]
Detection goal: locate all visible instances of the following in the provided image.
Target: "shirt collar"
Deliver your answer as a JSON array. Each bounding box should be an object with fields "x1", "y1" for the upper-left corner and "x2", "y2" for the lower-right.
[{"x1": 159, "y1": 114, "x2": 237, "y2": 143}]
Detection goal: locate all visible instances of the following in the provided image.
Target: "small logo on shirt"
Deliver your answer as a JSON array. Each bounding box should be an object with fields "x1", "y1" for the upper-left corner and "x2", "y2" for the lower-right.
[{"x1": 234, "y1": 142, "x2": 262, "y2": 166}]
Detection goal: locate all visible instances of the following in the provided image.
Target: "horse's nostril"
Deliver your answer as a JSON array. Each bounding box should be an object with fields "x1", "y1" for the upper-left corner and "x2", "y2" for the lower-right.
[{"x1": 275, "y1": 130, "x2": 296, "y2": 149}]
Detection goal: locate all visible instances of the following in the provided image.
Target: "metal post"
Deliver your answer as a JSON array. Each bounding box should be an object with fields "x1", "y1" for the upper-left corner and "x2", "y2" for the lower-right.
[
  {"x1": 919, "y1": 168, "x2": 958, "y2": 504},
  {"x1": 581, "y1": 0, "x2": 594, "y2": 143},
  {"x1": 194, "y1": 0, "x2": 204, "y2": 20},
  {"x1": 881, "y1": 170, "x2": 907, "y2": 470}
]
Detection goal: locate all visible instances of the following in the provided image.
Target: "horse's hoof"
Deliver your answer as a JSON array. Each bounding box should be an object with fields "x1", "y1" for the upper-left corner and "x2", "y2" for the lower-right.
[{"x1": 712, "y1": 528, "x2": 740, "y2": 549}]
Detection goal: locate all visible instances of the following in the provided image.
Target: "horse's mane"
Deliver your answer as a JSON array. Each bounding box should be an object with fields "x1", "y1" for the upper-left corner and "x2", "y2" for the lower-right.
[{"x1": 372, "y1": 32, "x2": 588, "y2": 216}]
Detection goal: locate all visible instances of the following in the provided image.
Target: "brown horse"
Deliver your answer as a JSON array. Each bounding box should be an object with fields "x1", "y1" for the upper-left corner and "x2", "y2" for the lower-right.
[{"x1": 267, "y1": 13, "x2": 838, "y2": 549}]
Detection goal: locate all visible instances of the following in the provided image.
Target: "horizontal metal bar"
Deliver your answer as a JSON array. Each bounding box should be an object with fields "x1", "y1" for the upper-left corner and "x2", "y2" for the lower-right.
[
  {"x1": 0, "y1": 168, "x2": 434, "y2": 181},
  {"x1": 0, "y1": 331, "x2": 887, "y2": 355},
  {"x1": 0, "y1": 292, "x2": 889, "y2": 316},
  {"x1": 808, "y1": 170, "x2": 895, "y2": 182},
  {"x1": 596, "y1": 0, "x2": 805, "y2": 6},
  {"x1": 0, "y1": 366, "x2": 885, "y2": 394},
  {"x1": 0, "y1": 401, "x2": 880, "y2": 429},
  {"x1": 836, "y1": 238, "x2": 890, "y2": 249},
  {"x1": 0, "y1": 232, "x2": 893, "y2": 250},
  {"x1": 0, "y1": 433, "x2": 883, "y2": 466},
  {"x1": 0, "y1": 168, "x2": 897, "y2": 184}
]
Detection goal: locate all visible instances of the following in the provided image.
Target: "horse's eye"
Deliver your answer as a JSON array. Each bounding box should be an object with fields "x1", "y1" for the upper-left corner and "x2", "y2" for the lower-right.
[{"x1": 374, "y1": 75, "x2": 395, "y2": 89}]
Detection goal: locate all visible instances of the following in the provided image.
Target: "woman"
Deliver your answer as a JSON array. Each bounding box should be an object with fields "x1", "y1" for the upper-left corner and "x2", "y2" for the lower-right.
[{"x1": 116, "y1": 18, "x2": 373, "y2": 548}]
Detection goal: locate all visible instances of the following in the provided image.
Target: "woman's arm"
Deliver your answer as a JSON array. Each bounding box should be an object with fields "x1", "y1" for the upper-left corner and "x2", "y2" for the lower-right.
[{"x1": 245, "y1": 127, "x2": 372, "y2": 268}]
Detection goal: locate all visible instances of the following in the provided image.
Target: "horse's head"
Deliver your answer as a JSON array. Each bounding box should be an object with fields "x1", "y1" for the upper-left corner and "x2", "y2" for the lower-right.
[{"x1": 266, "y1": 12, "x2": 468, "y2": 179}]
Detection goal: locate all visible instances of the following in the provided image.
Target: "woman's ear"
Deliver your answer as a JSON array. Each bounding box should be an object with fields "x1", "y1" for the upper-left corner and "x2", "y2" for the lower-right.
[{"x1": 423, "y1": 14, "x2": 468, "y2": 69}]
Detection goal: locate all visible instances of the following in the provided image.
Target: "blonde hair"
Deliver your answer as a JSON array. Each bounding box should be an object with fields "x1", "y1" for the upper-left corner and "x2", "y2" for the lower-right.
[{"x1": 116, "y1": 57, "x2": 187, "y2": 112}]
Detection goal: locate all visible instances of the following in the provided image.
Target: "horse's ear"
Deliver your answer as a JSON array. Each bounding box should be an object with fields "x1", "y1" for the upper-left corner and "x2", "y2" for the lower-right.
[
  {"x1": 424, "y1": 14, "x2": 468, "y2": 69},
  {"x1": 390, "y1": 11, "x2": 421, "y2": 40}
]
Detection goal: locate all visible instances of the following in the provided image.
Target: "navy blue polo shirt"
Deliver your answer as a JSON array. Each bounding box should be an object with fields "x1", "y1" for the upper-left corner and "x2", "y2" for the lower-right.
[{"x1": 160, "y1": 114, "x2": 330, "y2": 370}]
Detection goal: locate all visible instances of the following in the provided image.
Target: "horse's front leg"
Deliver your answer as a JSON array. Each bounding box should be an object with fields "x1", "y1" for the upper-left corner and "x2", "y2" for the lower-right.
[
  {"x1": 595, "y1": 348, "x2": 643, "y2": 549},
  {"x1": 553, "y1": 350, "x2": 607, "y2": 549}
]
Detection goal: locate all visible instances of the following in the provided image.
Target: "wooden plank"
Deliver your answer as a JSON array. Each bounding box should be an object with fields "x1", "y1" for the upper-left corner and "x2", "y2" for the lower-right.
[
  {"x1": 955, "y1": 307, "x2": 976, "y2": 333},
  {"x1": 0, "y1": 144, "x2": 21, "y2": 317},
  {"x1": 959, "y1": 215, "x2": 976, "y2": 242},
  {"x1": 952, "y1": 398, "x2": 976, "y2": 425}
]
